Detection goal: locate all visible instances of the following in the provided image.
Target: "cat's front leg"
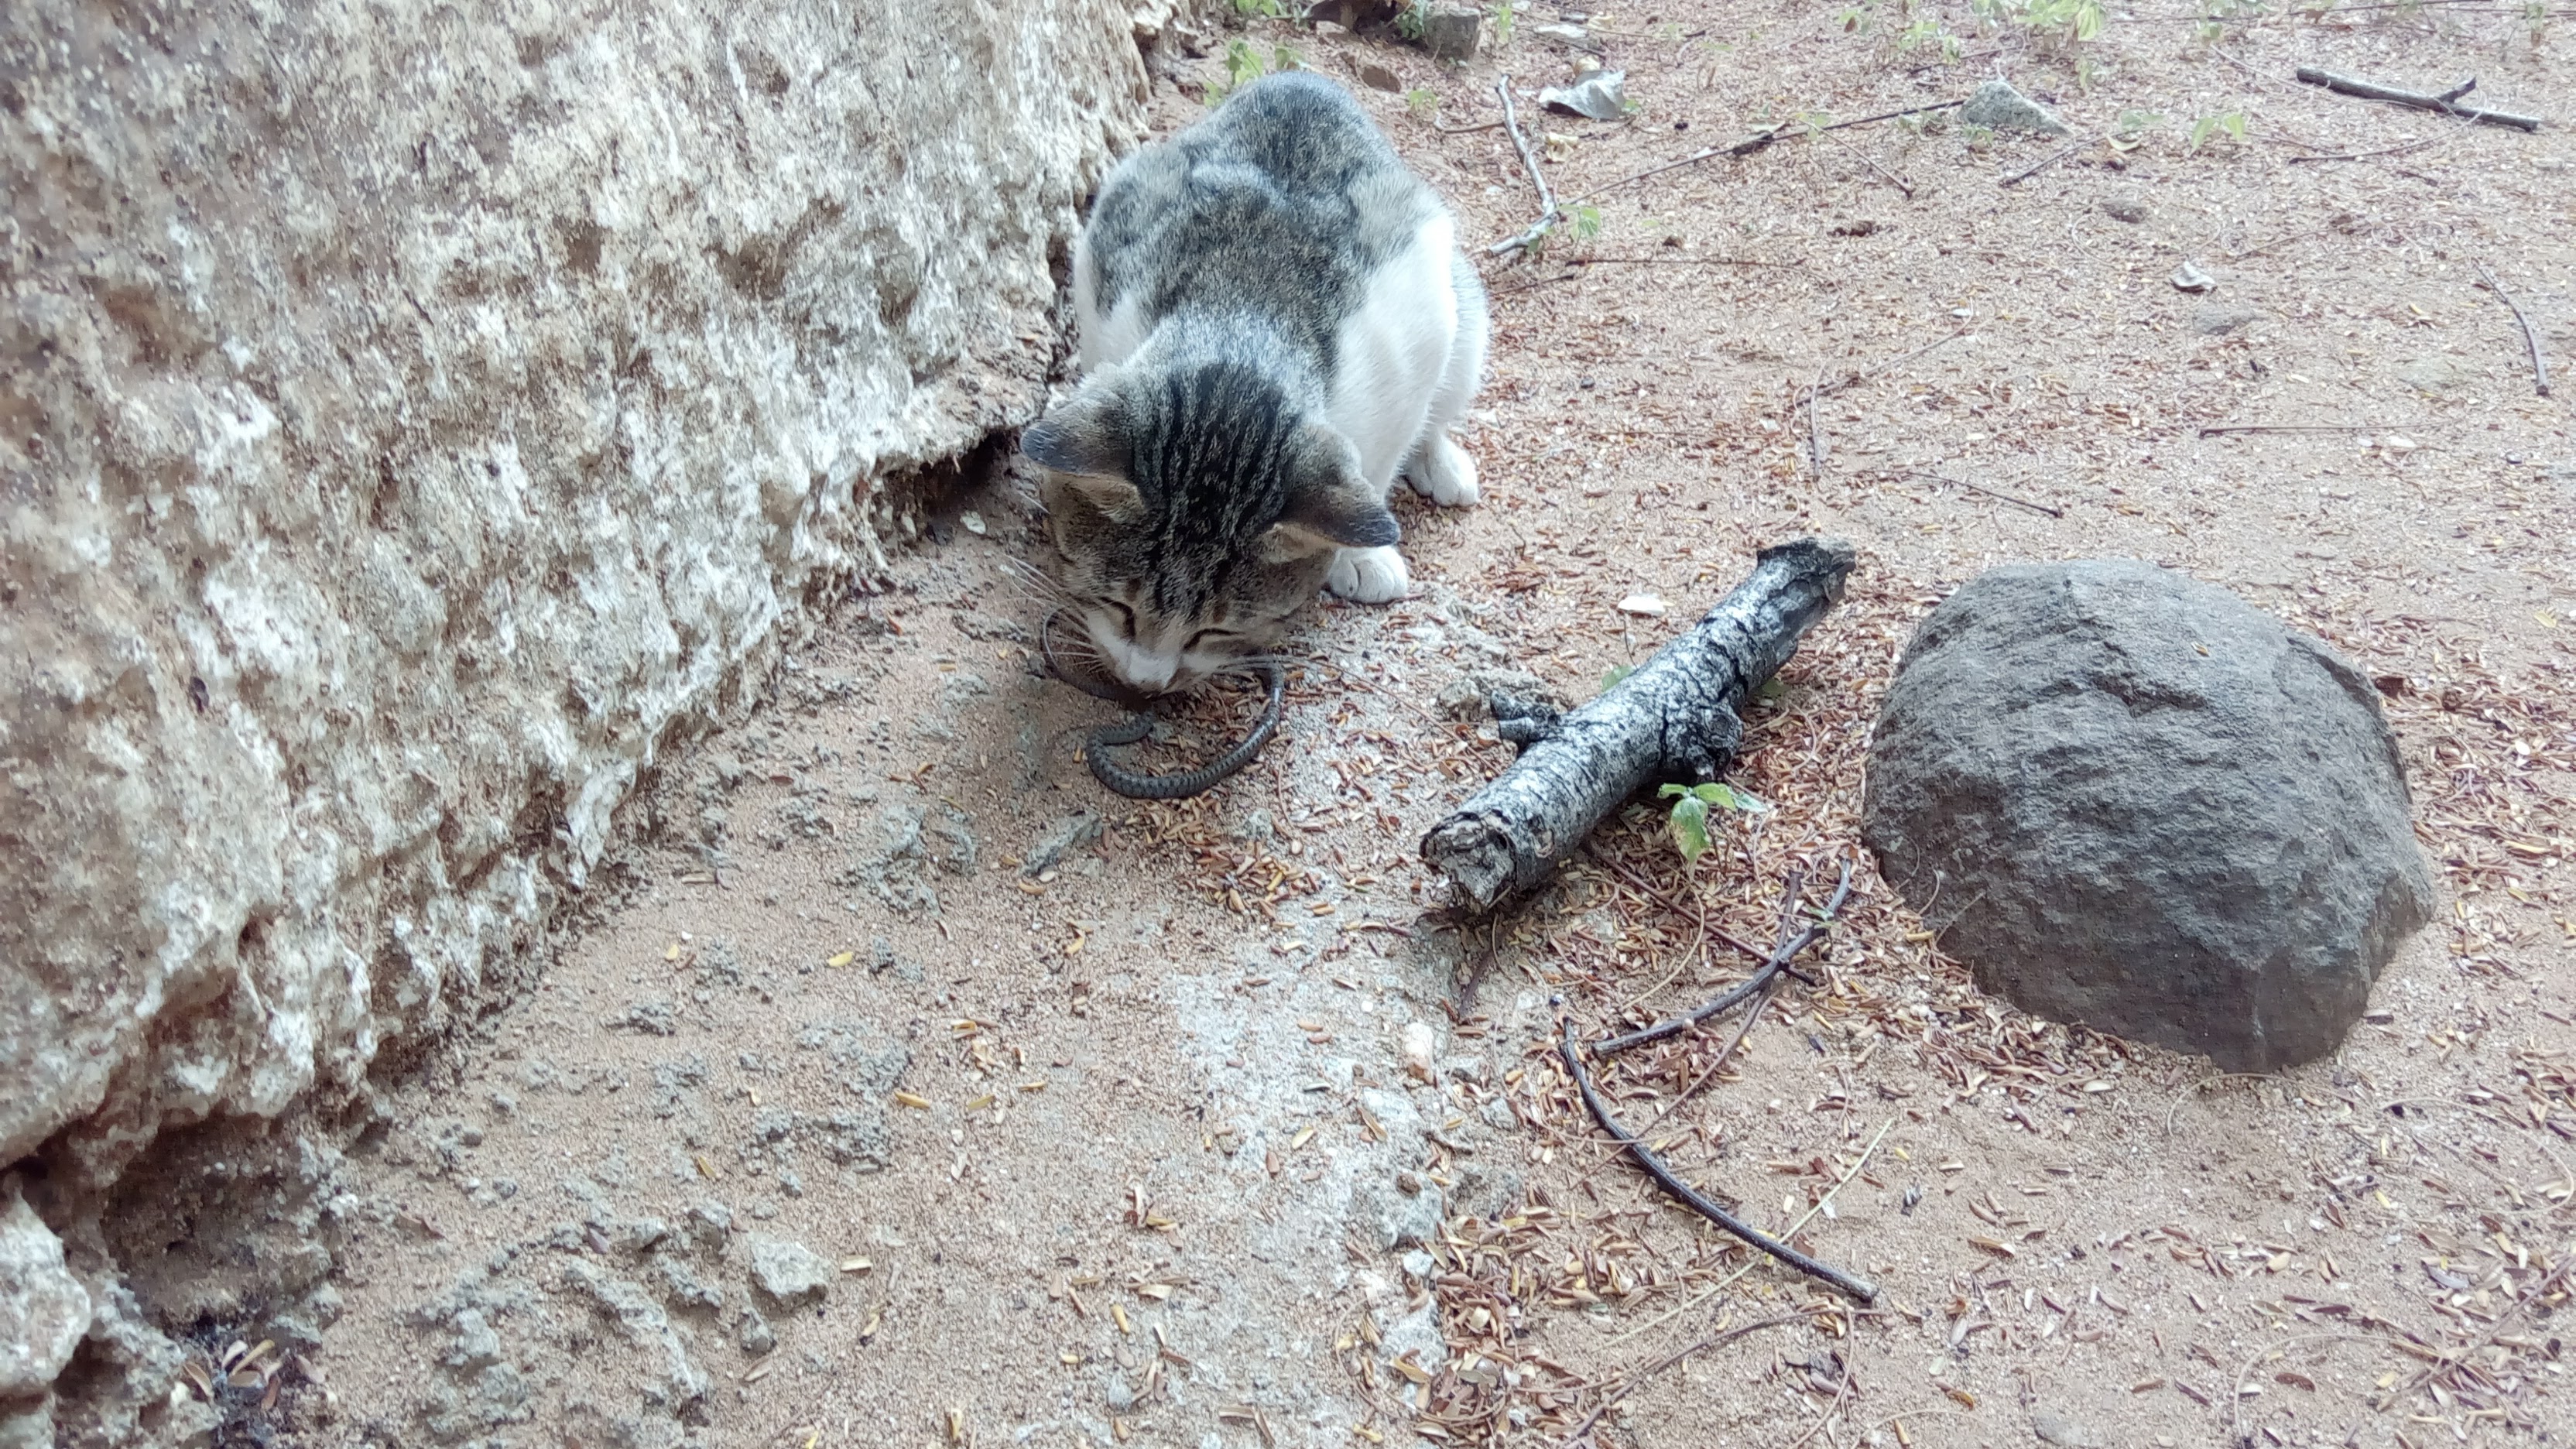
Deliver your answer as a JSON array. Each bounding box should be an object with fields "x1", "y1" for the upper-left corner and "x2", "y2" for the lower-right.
[
  {"x1": 1326, "y1": 545, "x2": 1411, "y2": 603},
  {"x1": 1403, "y1": 433, "x2": 1480, "y2": 508}
]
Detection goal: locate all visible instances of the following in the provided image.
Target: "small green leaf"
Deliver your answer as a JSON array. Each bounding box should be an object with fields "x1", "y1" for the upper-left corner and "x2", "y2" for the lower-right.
[
  {"x1": 1657, "y1": 783, "x2": 1690, "y2": 800},
  {"x1": 1668, "y1": 794, "x2": 1711, "y2": 864},
  {"x1": 1601, "y1": 663, "x2": 1636, "y2": 693},
  {"x1": 1694, "y1": 783, "x2": 1738, "y2": 809}
]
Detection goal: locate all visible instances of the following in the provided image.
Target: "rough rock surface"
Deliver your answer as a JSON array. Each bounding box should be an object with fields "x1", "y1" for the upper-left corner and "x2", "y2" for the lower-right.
[
  {"x1": 0, "y1": 0, "x2": 1190, "y2": 1427},
  {"x1": 1862, "y1": 560, "x2": 2435, "y2": 1070},
  {"x1": 1958, "y1": 77, "x2": 2071, "y2": 135},
  {"x1": 746, "y1": 1238, "x2": 833, "y2": 1310},
  {"x1": 0, "y1": 1186, "x2": 91, "y2": 1398}
]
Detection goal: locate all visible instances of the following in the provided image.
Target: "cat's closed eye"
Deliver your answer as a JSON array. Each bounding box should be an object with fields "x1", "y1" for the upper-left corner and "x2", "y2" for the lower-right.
[{"x1": 1105, "y1": 600, "x2": 1138, "y2": 637}]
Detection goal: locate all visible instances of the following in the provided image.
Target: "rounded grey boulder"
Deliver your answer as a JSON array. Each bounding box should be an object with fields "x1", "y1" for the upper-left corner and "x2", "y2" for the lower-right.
[{"x1": 1862, "y1": 560, "x2": 2435, "y2": 1071}]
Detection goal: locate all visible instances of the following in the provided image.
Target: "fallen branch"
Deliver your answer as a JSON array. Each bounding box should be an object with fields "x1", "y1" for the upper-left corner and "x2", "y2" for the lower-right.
[
  {"x1": 1560, "y1": 1019, "x2": 1879, "y2": 1302},
  {"x1": 1596, "y1": 863, "x2": 1855, "y2": 1055},
  {"x1": 1488, "y1": 77, "x2": 1561, "y2": 257},
  {"x1": 2475, "y1": 261, "x2": 2553, "y2": 396},
  {"x1": 1567, "y1": 101, "x2": 1963, "y2": 206},
  {"x1": 2293, "y1": 67, "x2": 2542, "y2": 132},
  {"x1": 1420, "y1": 538, "x2": 1857, "y2": 912}
]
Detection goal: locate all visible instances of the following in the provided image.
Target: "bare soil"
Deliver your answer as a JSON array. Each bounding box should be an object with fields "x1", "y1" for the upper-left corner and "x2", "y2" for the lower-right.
[{"x1": 267, "y1": 4, "x2": 2573, "y2": 1447}]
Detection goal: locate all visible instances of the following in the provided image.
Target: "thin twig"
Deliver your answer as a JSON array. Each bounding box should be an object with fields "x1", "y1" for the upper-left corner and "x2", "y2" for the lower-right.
[
  {"x1": 2285, "y1": 138, "x2": 2435, "y2": 163},
  {"x1": 2475, "y1": 261, "x2": 2553, "y2": 396},
  {"x1": 1854, "y1": 1405, "x2": 1976, "y2": 1443},
  {"x1": 2163, "y1": 1070, "x2": 2275, "y2": 1134},
  {"x1": 1784, "y1": 1355, "x2": 1855, "y2": 1449},
  {"x1": 1488, "y1": 77, "x2": 1562, "y2": 257},
  {"x1": 1553, "y1": 1314, "x2": 1804, "y2": 1448},
  {"x1": 1541, "y1": 254, "x2": 1803, "y2": 267},
  {"x1": 1433, "y1": 118, "x2": 1506, "y2": 133},
  {"x1": 1821, "y1": 128, "x2": 1913, "y2": 198},
  {"x1": 1596, "y1": 863, "x2": 1855, "y2": 1055},
  {"x1": 2227, "y1": 1332, "x2": 2410, "y2": 1443},
  {"x1": 1601, "y1": 1118, "x2": 1897, "y2": 1349},
  {"x1": 1999, "y1": 139, "x2": 2084, "y2": 187},
  {"x1": 1566, "y1": 101, "x2": 1964, "y2": 205},
  {"x1": 2389, "y1": 1261, "x2": 2572, "y2": 1402},
  {"x1": 1905, "y1": 470, "x2": 2065, "y2": 518},
  {"x1": 2293, "y1": 67, "x2": 2543, "y2": 132},
  {"x1": 1560, "y1": 1020, "x2": 1878, "y2": 1302},
  {"x1": 1805, "y1": 369, "x2": 1826, "y2": 480},
  {"x1": 2198, "y1": 423, "x2": 2382, "y2": 437},
  {"x1": 1578, "y1": 841, "x2": 1775, "y2": 964},
  {"x1": 1818, "y1": 326, "x2": 1973, "y2": 400}
]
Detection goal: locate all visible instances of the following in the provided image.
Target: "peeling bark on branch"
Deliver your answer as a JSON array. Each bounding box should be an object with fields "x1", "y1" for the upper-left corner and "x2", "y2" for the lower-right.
[{"x1": 1421, "y1": 537, "x2": 1857, "y2": 912}]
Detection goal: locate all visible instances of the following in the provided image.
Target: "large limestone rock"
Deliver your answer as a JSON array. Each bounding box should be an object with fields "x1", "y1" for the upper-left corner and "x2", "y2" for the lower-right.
[
  {"x1": 1862, "y1": 560, "x2": 2435, "y2": 1071},
  {"x1": 0, "y1": 1185, "x2": 91, "y2": 1400},
  {"x1": 0, "y1": 0, "x2": 1187, "y2": 1409}
]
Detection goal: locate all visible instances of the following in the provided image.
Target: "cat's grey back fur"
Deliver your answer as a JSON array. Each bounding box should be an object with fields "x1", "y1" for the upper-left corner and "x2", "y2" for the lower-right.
[{"x1": 1082, "y1": 72, "x2": 1441, "y2": 379}]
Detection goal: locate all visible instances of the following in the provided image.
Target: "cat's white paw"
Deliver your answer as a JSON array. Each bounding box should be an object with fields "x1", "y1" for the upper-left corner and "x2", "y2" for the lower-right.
[
  {"x1": 1405, "y1": 434, "x2": 1480, "y2": 508},
  {"x1": 1326, "y1": 545, "x2": 1411, "y2": 603}
]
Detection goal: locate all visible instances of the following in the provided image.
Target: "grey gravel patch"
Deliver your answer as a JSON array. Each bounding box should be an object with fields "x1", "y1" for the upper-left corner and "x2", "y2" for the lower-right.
[
  {"x1": 1021, "y1": 810, "x2": 1105, "y2": 876},
  {"x1": 747, "y1": 1238, "x2": 833, "y2": 1309},
  {"x1": 2396, "y1": 355, "x2": 2475, "y2": 392},
  {"x1": 2033, "y1": 1409, "x2": 2106, "y2": 1447},
  {"x1": 1435, "y1": 668, "x2": 1556, "y2": 721},
  {"x1": 2101, "y1": 193, "x2": 2147, "y2": 223},
  {"x1": 1958, "y1": 78, "x2": 2068, "y2": 135},
  {"x1": 1379, "y1": 1298, "x2": 1448, "y2": 1370},
  {"x1": 605, "y1": 1001, "x2": 677, "y2": 1036},
  {"x1": 559, "y1": 1260, "x2": 707, "y2": 1417},
  {"x1": 2194, "y1": 305, "x2": 2261, "y2": 335},
  {"x1": 735, "y1": 1307, "x2": 775, "y2": 1355}
]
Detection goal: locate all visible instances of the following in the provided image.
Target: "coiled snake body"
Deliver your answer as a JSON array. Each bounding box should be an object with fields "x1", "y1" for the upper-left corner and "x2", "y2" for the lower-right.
[{"x1": 1040, "y1": 612, "x2": 1285, "y2": 800}]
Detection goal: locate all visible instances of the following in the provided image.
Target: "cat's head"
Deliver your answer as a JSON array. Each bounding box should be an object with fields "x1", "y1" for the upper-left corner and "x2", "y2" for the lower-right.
[{"x1": 1021, "y1": 363, "x2": 1398, "y2": 696}]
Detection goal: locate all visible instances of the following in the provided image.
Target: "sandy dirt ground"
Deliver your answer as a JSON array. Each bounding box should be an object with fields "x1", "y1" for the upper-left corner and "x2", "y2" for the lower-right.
[{"x1": 224, "y1": 3, "x2": 2576, "y2": 1446}]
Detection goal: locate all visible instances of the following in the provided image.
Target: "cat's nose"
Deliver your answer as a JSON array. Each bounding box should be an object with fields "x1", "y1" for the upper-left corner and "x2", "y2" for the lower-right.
[{"x1": 1124, "y1": 657, "x2": 1177, "y2": 693}]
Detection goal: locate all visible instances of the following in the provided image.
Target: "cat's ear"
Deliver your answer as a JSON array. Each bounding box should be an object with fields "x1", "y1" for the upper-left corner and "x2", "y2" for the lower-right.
[
  {"x1": 1020, "y1": 391, "x2": 1129, "y2": 481},
  {"x1": 1271, "y1": 426, "x2": 1401, "y2": 552}
]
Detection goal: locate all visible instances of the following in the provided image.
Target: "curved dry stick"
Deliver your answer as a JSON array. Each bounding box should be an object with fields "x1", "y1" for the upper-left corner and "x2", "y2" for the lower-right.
[
  {"x1": 1040, "y1": 611, "x2": 1286, "y2": 800},
  {"x1": 2475, "y1": 260, "x2": 2553, "y2": 397},
  {"x1": 1595, "y1": 863, "x2": 1855, "y2": 1056},
  {"x1": 1487, "y1": 75, "x2": 1561, "y2": 257},
  {"x1": 1559, "y1": 1020, "x2": 1877, "y2": 1303}
]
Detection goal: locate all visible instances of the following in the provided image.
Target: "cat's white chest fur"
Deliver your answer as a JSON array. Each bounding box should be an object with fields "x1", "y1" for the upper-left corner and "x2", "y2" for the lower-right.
[{"x1": 1073, "y1": 214, "x2": 1483, "y2": 603}]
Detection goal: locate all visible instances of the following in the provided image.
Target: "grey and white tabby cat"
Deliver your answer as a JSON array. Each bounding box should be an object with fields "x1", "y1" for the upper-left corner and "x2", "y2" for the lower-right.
[{"x1": 1023, "y1": 71, "x2": 1488, "y2": 695}]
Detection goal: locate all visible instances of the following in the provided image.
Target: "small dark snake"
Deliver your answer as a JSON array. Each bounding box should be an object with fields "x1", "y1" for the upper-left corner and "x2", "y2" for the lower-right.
[{"x1": 1040, "y1": 611, "x2": 1286, "y2": 800}]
